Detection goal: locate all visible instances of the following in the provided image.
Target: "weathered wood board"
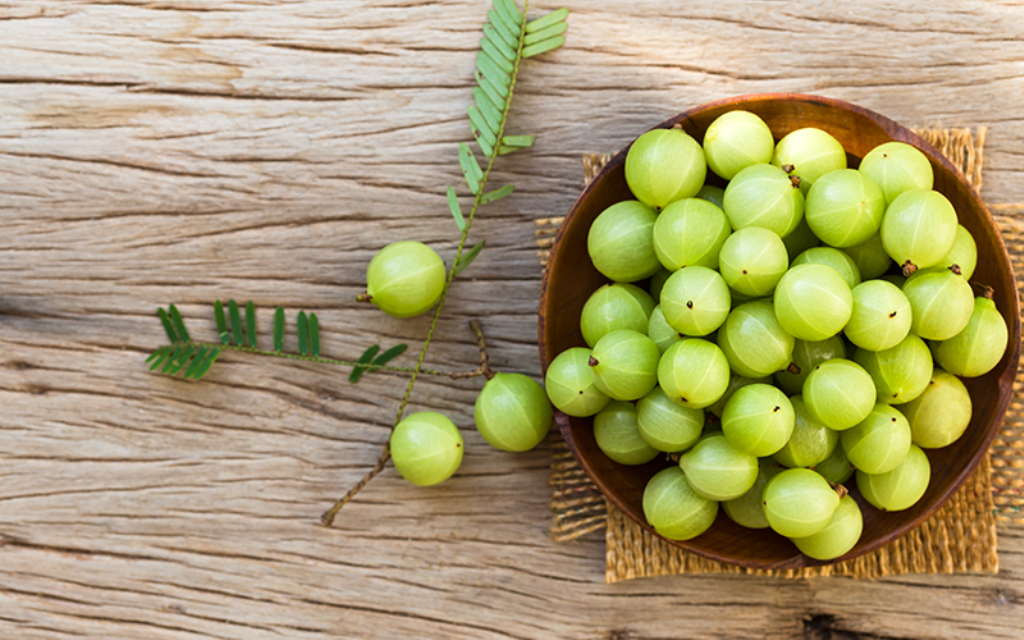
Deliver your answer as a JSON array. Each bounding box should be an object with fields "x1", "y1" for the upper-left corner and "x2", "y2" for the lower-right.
[{"x1": 1, "y1": 1, "x2": 1023, "y2": 637}]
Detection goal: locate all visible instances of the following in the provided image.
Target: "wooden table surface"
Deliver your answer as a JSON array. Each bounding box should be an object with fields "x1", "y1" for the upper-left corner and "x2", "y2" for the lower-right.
[{"x1": 2, "y1": 1, "x2": 1024, "y2": 638}]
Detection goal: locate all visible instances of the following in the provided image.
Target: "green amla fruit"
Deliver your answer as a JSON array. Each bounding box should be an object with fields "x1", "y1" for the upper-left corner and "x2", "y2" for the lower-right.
[
  {"x1": 474, "y1": 373, "x2": 553, "y2": 453},
  {"x1": 625, "y1": 128, "x2": 707, "y2": 210},
  {"x1": 842, "y1": 232, "x2": 892, "y2": 281},
  {"x1": 647, "y1": 305, "x2": 685, "y2": 354},
  {"x1": 679, "y1": 433, "x2": 759, "y2": 501},
  {"x1": 702, "y1": 110, "x2": 775, "y2": 180},
  {"x1": 858, "y1": 141, "x2": 934, "y2": 205},
  {"x1": 580, "y1": 283, "x2": 655, "y2": 348},
  {"x1": 365, "y1": 241, "x2": 446, "y2": 318},
  {"x1": 857, "y1": 444, "x2": 931, "y2": 512},
  {"x1": 853, "y1": 334, "x2": 933, "y2": 405},
  {"x1": 934, "y1": 296, "x2": 1009, "y2": 378},
  {"x1": 637, "y1": 386, "x2": 704, "y2": 453},
  {"x1": 791, "y1": 494, "x2": 863, "y2": 561},
  {"x1": 722, "y1": 163, "x2": 805, "y2": 238},
  {"x1": 774, "y1": 336, "x2": 846, "y2": 396},
  {"x1": 773, "y1": 395, "x2": 838, "y2": 468},
  {"x1": 902, "y1": 266, "x2": 973, "y2": 340},
  {"x1": 840, "y1": 403, "x2": 912, "y2": 475},
  {"x1": 902, "y1": 369, "x2": 973, "y2": 449},
  {"x1": 390, "y1": 412, "x2": 463, "y2": 486},
  {"x1": 588, "y1": 330, "x2": 660, "y2": 401},
  {"x1": 594, "y1": 401, "x2": 660, "y2": 465},
  {"x1": 544, "y1": 347, "x2": 610, "y2": 418},
  {"x1": 659, "y1": 265, "x2": 731, "y2": 337},
  {"x1": 587, "y1": 200, "x2": 661, "y2": 283},
  {"x1": 923, "y1": 224, "x2": 977, "y2": 280},
  {"x1": 763, "y1": 468, "x2": 840, "y2": 538},
  {"x1": 881, "y1": 189, "x2": 958, "y2": 276},
  {"x1": 643, "y1": 466, "x2": 718, "y2": 541},
  {"x1": 814, "y1": 445, "x2": 855, "y2": 485},
  {"x1": 657, "y1": 338, "x2": 730, "y2": 409},
  {"x1": 722, "y1": 458, "x2": 784, "y2": 530},
  {"x1": 772, "y1": 127, "x2": 847, "y2": 195},
  {"x1": 696, "y1": 184, "x2": 726, "y2": 210}
]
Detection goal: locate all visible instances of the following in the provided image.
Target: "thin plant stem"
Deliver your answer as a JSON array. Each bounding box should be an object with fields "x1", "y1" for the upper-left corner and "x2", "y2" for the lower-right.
[
  {"x1": 178, "y1": 341, "x2": 482, "y2": 379},
  {"x1": 320, "y1": 3, "x2": 531, "y2": 526}
]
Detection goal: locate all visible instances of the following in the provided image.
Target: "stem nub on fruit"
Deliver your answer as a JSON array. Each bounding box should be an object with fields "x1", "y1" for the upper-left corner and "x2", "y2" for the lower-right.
[
  {"x1": 787, "y1": 362, "x2": 801, "y2": 375},
  {"x1": 356, "y1": 292, "x2": 373, "y2": 303},
  {"x1": 588, "y1": 356, "x2": 599, "y2": 367},
  {"x1": 949, "y1": 263, "x2": 962, "y2": 276},
  {"x1": 901, "y1": 260, "x2": 918, "y2": 277}
]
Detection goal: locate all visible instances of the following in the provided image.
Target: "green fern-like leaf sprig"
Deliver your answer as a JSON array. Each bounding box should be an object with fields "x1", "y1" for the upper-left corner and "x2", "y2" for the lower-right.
[
  {"x1": 147, "y1": 302, "x2": 409, "y2": 382},
  {"x1": 446, "y1": 1, "x2": 568, "y2": 274}
]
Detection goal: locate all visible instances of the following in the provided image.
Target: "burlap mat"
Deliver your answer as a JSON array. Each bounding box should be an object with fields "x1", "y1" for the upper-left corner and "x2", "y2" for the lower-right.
[{"x1": 537, "y1": 126, "x2": 1024, "y2": 582}]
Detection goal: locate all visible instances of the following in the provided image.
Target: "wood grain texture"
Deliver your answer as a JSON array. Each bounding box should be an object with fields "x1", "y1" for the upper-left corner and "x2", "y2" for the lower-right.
[{"x1": 2, "y1": 1, "x2": 1024, "y2": 638}]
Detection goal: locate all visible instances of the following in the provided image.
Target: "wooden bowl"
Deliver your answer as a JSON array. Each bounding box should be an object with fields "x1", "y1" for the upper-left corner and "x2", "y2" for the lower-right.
[{"x1": 538, "y1": 93, "x2": 1021, "y2": 570}]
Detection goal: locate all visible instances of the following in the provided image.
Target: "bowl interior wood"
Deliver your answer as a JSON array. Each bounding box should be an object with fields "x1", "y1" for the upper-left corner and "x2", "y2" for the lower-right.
[{"x1": 538, "y1": 93, "x2": 1021, "y2": 570}]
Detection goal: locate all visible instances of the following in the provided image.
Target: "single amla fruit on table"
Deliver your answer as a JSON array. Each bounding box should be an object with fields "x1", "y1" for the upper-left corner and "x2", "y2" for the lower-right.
[
  {"x1": 363, "y1": 241, "x2": 446, "y2": 317},
  {"x1": 390, "y1": 412, "x2": 464, "y2": 487}
]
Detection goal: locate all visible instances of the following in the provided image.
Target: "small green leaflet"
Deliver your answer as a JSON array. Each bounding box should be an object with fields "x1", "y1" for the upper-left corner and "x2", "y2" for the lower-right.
[
  {"x1": 349, "y1": 343, "x2": 409, "y2": 383},
  {"x1": 481, "y1": 185, "x2": 514, "y2": 204},
  {"x1": 459, "y1": 143, "x2": 483, "y2": 194},
  {"x1": 526, "y1": 7, "x2": 568, "y2": 33},
  {"x1": 146, "y1": 343, "x2": 222, "y2": 381},
  {"x1": 273, "y1": 307, "x2": 285, "y2": 352},
  {"x1": 453, "y1": 240, "x2": 486, "y2": 277},
  {"x1": 523, "y1": 8, "x2": 568, "y2": 58},
  {"x1": 447, "y1": 186, "x2": 466, "y2": 231},
  {"x1": 501, "y1": 135, "x2": 534, "y2": 148}
]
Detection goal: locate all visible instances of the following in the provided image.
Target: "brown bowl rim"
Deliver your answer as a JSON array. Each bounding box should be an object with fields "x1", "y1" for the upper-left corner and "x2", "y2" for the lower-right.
[{"x1": 538, "y1": 92, "x2": 1021, "y2": 569}]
